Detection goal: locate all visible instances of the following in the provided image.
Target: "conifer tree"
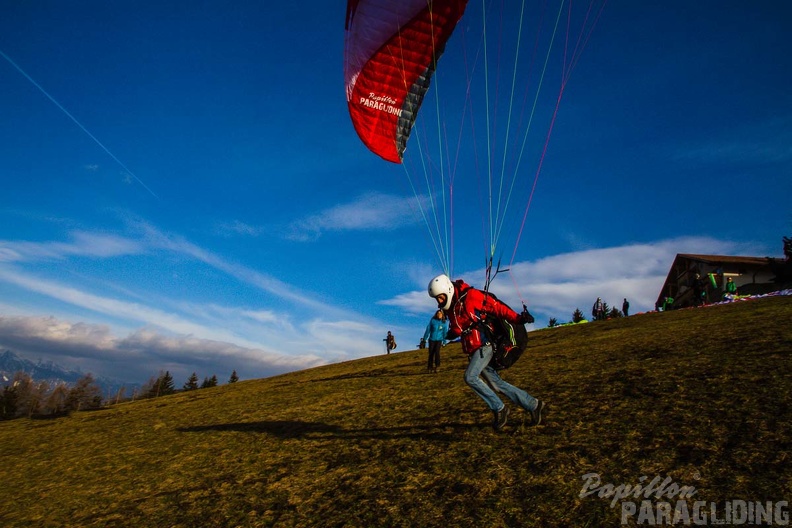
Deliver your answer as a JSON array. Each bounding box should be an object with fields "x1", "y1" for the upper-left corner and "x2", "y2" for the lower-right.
[
  {"x1": 229, "y1": 370, "x2": 239, "y2": 383},
  {"x1": 146, "y1": 371, "x2": 176, "y2": 398},
  {"x1": 159, "y1": 371, "x2": 175, "y2": 396},
  {"x1": 183, "y1": 372, "x2": 199, "y2": 391},
  {"x1": 572, "y1": 308, "x2": 586, "y2": 323}
]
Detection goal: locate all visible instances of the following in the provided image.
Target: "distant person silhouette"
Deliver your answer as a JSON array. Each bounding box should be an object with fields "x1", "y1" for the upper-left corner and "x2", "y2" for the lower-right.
[
  {"x1": 692, "y1": 273, "x2": 707, "y2": 306},
  {"x1": 384, "y1": 331, "x2": 396, "y2": 354},
  {"x1": 592, "y1": 297, "x2": 605, "y2": 321}
]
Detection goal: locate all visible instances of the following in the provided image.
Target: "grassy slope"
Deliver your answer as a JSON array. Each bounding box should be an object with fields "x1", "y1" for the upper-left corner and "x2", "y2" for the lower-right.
[{"x1": 1, "y1": 296, "x2": 790, "y2": 527}]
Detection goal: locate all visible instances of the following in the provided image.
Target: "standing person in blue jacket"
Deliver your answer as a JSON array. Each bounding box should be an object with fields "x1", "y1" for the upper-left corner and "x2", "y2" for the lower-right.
[{"x1": 422, "y1": 309, "x2": 448, "y2": 373}]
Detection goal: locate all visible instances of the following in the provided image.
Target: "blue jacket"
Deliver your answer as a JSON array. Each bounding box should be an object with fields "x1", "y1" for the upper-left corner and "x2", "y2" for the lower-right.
[{"x1": 423, "y1": 317, "x2": 448, "y2": 343}]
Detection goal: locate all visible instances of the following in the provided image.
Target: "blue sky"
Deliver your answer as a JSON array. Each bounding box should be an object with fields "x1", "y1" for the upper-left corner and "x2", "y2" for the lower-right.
[{"x1": 1, "y1": 1, "x2": 790, "y2": 387}]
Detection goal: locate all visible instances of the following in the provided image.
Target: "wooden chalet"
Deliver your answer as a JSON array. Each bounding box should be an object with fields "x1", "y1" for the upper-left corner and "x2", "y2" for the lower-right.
[{"x1": 656, "y1": 254, "x2": 783, "y2": 309}]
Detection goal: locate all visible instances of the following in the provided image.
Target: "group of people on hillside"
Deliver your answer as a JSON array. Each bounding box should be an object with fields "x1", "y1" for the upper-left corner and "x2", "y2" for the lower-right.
[{"x1": 592, "y1": 297, "x2": 630, "y2": 320}]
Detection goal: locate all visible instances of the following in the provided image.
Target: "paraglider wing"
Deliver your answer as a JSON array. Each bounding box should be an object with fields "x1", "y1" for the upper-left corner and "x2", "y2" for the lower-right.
[{"x1": 344, "y1": 0, "x2": 468, "y2": 163}]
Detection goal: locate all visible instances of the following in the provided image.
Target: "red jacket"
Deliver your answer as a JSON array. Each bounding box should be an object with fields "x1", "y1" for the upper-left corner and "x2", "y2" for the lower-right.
[{"x1": 445, "y1": 280, "x2": 521, "y2": 355}]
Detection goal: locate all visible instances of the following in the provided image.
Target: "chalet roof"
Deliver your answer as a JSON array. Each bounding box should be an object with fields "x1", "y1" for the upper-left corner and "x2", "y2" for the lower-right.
[{"x1": 676, "y1": 254, "x2": 774, "y2": 266}]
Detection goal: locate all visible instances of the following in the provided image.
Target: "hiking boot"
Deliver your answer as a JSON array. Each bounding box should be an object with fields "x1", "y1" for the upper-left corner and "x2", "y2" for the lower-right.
[
  {"x1": 493, "y1": 406, "x2": 510, "y2": 431},
  {"x1": 530, "y1": 400, "x2": 545, "y2": 426}
]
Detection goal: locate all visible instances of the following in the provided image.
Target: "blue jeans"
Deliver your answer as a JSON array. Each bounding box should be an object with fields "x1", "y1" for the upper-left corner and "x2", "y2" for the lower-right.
[{"x1": 465, "y1": 344, "x2": 538, "y2": 412}]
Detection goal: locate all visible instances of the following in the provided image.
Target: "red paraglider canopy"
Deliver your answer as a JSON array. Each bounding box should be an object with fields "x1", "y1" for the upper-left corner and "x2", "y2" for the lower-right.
[{"x1": 344, "y1": 0, "x2": 468, "y2": 163}]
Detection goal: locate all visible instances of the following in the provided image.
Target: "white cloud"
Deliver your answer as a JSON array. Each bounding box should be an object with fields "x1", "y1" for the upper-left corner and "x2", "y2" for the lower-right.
[
  {"x1": 285, "y1": 192, "x2": 426, "y2": 241},
  {"x1": 0, "y1": 315, "x2": 117, "y2": 352},
  {"x1": 214, "y1": 220, "x2": 263, "y2": 237},
  {"x1": 0, "y1": 265, "x2": 219, "y2": 337},
  {"x1": 132, "y1": 220, "x2": 346, "y2": 316},
  {"x1": 379, "y1": 289, "x2": 434, "y2": 313},
  {"x1": 0, "y1": 231, "x2": 143, "y2": 262},
  {"x1": 302, "y1": 319, "x2": 388, "y2": 360},
  {"x1": 239, "y1": 309, "x2": 282, "y2": 325}
]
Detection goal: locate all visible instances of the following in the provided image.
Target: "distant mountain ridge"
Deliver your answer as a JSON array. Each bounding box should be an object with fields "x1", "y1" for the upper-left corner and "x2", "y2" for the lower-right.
[{"x1": 0, "y1": 349, "x2": 133, "y2": 396}]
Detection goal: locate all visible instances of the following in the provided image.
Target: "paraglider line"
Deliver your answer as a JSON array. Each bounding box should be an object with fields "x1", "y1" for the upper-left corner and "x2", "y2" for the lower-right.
[
  {"x1": 494, "y1": 0, "x2": 566, "y2": 254},
  {"x1": 0, "y1": 49, "x2": 158, "y2": 199},
  {"x1": 511, "y1": 85, "x2": 561, "y2": 267},
  {"x1": 509, "y1": 0, "x2": 606, "y2": 267}
]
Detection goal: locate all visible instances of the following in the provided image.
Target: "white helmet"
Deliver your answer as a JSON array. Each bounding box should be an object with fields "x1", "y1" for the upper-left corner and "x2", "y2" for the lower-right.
[{"x1": 428, "y1": 274, "x2": 454, "y2": 310}]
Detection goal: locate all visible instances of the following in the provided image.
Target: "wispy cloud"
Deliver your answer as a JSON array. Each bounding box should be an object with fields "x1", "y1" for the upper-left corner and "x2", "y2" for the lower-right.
[
  {"x1": 131, "y1": 219, "x2": 361, "y2": 318},
  {"x1": 285, "y1": 192, "x2": 426, "y2": 241},
  {"x1": 214, "y1": 220, "x2": 263, "y2": 238},
  {"x1": 0, "y1": 231, "x2": 144, "y2": 262},
  {"x1": 0, "y1": 265, "x2": 249, "y2": 343}
]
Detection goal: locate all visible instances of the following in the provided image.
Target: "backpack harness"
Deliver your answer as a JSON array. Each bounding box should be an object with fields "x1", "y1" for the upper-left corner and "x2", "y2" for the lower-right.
[{"x1": 453, "y1": 281, "x2": 530, "y2": 370}]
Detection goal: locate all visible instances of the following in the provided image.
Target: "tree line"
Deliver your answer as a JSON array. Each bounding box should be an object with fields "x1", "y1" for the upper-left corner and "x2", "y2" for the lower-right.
[
  {"x1": 0, "y1": 369, "x2": 240, "y2": 420},
  {"x1": 141, "y1": 370, "x2": 239, "y2": 398},
  {"x1": 0, "y1": 372, "x2": 103, "y2": 419},
  {"x1": 547, "y1": 305, "x2": 624, "y2": 328}
]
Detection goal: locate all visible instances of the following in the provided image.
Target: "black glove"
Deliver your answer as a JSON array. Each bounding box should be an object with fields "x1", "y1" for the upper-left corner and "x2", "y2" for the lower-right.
[{"x1": 519, "y1": 306, "x2": 534, "y2": 325}]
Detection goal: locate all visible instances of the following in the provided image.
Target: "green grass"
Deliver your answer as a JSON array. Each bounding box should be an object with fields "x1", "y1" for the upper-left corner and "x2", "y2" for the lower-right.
[{"x1": 1, "y1": 296, "x2": 790, "y2": 527}]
